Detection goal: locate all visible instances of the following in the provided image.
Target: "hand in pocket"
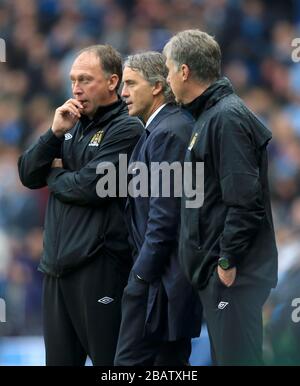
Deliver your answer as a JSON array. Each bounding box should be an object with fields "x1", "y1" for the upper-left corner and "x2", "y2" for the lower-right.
[{"x1": 217, "y1": 266, "x2": 236, "y2": 287}]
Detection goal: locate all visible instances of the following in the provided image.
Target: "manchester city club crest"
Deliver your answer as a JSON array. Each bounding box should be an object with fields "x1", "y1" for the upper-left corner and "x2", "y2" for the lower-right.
[{"x1": 89, "y1": 130, "x2": 104, "y2": 147}]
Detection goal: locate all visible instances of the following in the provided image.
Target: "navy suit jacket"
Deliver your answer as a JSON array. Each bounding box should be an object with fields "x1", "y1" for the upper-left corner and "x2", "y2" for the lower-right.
[{"x1": 125, "y1": 104, "x2": 202, "y2": 340}]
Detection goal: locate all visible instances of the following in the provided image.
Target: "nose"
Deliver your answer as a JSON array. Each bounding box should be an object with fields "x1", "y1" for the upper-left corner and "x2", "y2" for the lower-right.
[
  {"x1": 121, "y1": 84, "x2": 129, "y2": 98},
  {"x1": 72, "y1": 81, "x2": 83, "y2": 96},
  {"x1": 166, "y1": 74, "x2": 170, "y2": 84}
]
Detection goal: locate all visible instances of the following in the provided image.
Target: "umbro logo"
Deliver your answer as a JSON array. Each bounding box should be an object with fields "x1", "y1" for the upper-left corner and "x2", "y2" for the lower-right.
[
  {"x1": 98, "y1": 297, "x2": 114, "y2": 304},
  {"x1": 64, "y1": 133, "x2": 73, "y2": 141},
  {"x1": 218, "y1": 301, "x2": 229, "y2": 310}
]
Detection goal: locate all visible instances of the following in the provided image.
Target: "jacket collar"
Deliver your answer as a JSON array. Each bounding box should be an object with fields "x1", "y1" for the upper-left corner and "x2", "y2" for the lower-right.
[
  {"x1": 183, "y1": 77, "x2": 234, "y2": 119},
  {"x1": 80, "y1": 96, "x2": 125, "y2": 129}
]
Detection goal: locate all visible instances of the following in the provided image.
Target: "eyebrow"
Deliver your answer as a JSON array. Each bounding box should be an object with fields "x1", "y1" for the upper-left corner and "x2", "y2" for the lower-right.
[
  {"x1": 123, "y1": 79, "x2": 136, "y2": 84},
  {"x1": 70, "y1": 73, "x2": 93, "y2": 80}
]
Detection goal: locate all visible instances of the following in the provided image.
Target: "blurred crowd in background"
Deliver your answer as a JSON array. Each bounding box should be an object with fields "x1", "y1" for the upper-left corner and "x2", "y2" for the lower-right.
[{"x1": 0, "y1": 0, "x2": 300, "y2": 365}]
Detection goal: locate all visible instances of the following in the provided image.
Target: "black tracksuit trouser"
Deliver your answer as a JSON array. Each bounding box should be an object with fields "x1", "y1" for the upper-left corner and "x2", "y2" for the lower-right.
[
  {"x1": 42, "y1": 255, "x2": 129, "y2": 366},
  {"x1": 199, "y1": 268, "x2": 271, "y2": 366}
]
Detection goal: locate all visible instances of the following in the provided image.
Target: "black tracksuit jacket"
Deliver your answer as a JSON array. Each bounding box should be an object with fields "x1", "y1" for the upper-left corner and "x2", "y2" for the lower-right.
[
  {"x1": 18, "y1": 99, "x2": 144, "y2": 277},
  {"x1": 179, "y1": 77, "x2": 278, "y2": 290}
]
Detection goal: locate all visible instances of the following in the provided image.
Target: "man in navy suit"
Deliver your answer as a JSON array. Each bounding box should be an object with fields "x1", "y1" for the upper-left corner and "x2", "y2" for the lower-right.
[{"x1": 114, "y1": 52, "x2": 202, "y2": 366}]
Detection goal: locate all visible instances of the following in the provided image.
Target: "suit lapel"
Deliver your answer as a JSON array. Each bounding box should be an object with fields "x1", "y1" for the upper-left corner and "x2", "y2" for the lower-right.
[{"x1": 146, "y1": 104, "x2": 177, "y2": 134}]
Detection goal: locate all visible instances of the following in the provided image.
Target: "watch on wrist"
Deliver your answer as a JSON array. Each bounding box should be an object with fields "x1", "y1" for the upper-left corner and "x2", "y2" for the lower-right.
[{"x1": 218, "y1": 256, "x2": 235, "y2": 270}]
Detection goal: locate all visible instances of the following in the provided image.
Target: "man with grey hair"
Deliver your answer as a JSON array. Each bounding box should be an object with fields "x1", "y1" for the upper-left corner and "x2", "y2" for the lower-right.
[
  {"x1": 164, "y1": 30, "x2": 278, "y2": 366},
  {"x1": 114, "y1": 51, "x2": 202, "y2": 366}
]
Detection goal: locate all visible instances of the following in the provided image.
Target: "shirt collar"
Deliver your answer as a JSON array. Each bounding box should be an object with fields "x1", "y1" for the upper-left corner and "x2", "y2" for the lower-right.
[{"x1": 145, "y1": 103, "x2": 167, "y2": 128}]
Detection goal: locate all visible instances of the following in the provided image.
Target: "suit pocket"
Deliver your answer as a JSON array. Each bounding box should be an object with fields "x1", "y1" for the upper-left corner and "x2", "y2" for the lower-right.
[{"x1": 144, "y1": 282, "x2": 165, "y2": 338}]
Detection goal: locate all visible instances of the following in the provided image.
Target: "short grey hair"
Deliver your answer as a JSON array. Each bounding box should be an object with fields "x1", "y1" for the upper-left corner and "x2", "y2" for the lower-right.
[
  {"x1": 163, "y1": 29, "x2": 221, "y2": 84},
  {"x1": 124, "y1": 51, "x2": 175, "y2": 103}
]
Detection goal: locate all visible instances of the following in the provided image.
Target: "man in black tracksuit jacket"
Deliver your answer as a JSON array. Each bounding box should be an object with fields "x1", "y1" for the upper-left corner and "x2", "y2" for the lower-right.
[
  {"x1": 164, "y1": 30, "x2": 278, "y2": 365},
  {"x1": 18, "y1": 45, "x2": 143, "y2": 365}
]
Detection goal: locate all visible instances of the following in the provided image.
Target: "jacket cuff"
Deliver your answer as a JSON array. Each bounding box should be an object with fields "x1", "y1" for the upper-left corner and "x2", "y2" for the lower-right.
[
  {"x1": 132, "y1": 261, "x2": 159, "y2": 284},
  {"x1": 219, "y1": 254, "x2": 237, "y2": 267},
  {"x1": 40, "y1": 128, "x2": 64, "y2": 147},
  {"x1": 47, "y1": 167, "x2": 67, "y2": 186}
]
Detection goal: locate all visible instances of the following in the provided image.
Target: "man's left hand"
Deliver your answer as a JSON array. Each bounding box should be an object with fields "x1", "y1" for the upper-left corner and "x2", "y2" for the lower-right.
[
  {"x1": 217, "y1": 266, "x2": 236, "y2": 287},
  {"x1": 51, "y1": 158, "x2": 63, "y2": 168}
]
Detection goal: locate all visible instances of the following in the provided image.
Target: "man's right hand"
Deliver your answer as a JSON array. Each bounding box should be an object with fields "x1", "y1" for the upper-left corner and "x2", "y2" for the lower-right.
[
  {"x1": 51, "y1": 99, "x2": 84, "y2": 138},
  {"x1": 217, "y1": 266, "x2": 237, "y2": 287}
]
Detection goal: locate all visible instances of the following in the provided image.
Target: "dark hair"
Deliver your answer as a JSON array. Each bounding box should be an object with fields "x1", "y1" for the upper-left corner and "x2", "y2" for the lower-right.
[{"x1": 124, "y1": 51, "x2": 175, "y2": 103}]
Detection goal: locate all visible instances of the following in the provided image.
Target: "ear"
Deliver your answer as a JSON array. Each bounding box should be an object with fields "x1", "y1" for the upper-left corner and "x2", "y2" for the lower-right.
[
  {"x1": 108, "y1": 74, "x2": 119, "y2": 91},
  {"x1": 181, "y1": 64, "x2": 190, "y2": 82},
  {"x1": 152, "y1": 81, "x2": 163, "y2": 96}
]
